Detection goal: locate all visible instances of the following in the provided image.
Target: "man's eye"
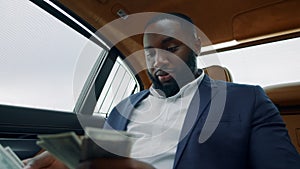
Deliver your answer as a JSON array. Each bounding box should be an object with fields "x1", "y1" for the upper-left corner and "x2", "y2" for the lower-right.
[{"x1": 166, "y1": 46, "x2": 179, "y2": 52}]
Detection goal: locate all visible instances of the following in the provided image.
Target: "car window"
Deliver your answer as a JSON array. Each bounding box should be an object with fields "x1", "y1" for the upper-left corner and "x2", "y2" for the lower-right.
[
  {"x1": 0, "y1": 1, "x2": 140, "y2": 114},
  {"x1": 198, "y1": 37, "x2": 300, "y2": 87},
  {"x1": 94, "y1": 57, "x2": 140, "y2": 118}
]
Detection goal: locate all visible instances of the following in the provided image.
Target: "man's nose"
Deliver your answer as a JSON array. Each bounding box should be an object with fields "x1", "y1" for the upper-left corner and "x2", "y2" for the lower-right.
[{"x1": 153, "y1": 49, "x2": 169, "y2": 68}]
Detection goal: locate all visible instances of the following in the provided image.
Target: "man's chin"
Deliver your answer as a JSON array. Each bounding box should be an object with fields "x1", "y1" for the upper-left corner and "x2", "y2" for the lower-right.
[
  {"x1": 147, "y1": 71, "x2": 179, "y2": 97},
  {"x1": 154, "y1": 82, "x2": 180, "y2": 97},
  {"x1": 159, "y1": 80, "x2": 174, "y2": 87}
]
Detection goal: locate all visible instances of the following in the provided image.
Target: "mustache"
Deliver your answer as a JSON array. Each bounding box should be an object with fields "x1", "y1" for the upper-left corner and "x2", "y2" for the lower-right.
[{"x1": 154, "y1": 68, "x2": 174, "y2": 76}]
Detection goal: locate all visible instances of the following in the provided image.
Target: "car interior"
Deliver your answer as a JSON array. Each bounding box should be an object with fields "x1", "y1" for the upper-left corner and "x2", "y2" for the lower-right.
[{"x1": 0, "y1": 0, "x2": 299, "y2": 162}]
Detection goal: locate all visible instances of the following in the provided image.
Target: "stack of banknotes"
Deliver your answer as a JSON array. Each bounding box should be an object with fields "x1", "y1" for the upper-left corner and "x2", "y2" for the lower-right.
[
  {"x1": 0, "y1": 144, "x2": 24, "y2": 169},
  {"x1": 37, "y1": 127, "x2": 135, "y2": 169}
]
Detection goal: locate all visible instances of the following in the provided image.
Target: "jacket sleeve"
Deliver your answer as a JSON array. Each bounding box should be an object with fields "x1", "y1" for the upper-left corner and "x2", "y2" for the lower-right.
[{"x1": 249, "y1": 86, "x2": 300, "y2": 169}]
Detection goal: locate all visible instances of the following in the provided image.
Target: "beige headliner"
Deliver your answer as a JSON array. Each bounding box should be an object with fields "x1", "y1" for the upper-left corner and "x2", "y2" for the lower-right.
[{"x1": 58, "y1": 0, "x2": 300, "y2": 87}]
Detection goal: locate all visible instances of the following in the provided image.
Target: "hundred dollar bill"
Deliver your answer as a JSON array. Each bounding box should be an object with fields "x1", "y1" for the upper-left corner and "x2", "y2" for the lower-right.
[
  {"x1": 37, "y1": 132, "x2": 82, "y2": 169},
  {"x1": 80, "y1": 127, "x2": 135, "y2": 161},
  {"x1": 36, "y1": 128, "x2": 135, "y2": 168},
  {"x1": 4, "y1": 146, "x2": 24, "y2": 168},
  {"x1": 0, "y1": 144, "x2": 22, "y2": 169}
]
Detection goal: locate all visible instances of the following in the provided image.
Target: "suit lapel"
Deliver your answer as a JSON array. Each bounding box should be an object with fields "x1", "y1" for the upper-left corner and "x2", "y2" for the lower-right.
[
  {"x1": 107, "y1": 76, "x2": 222, "y2": 168},
  {"x1": 173, "y1": 75, "x2": 220, "y2": 168},
  {"x1": 105, "y1": 90, "x2": 150, "y2": 131}
]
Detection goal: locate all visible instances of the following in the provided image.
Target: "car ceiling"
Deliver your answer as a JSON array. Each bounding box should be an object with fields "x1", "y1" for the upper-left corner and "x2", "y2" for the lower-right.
[{"x1": 55, "y1": 0, "x2": 300, "y2": 87}]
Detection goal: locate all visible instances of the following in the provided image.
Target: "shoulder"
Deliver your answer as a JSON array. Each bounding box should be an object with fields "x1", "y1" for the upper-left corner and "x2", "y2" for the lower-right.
[
  {"x1": 120, "y1": 90, "x2": 150, "y2": 105},
  {"x1": 203, "y1": 77, "x2": 269, "y2": 106},
  {"x1": 105, "y1": 90, "x2": 150, "y2": 130},
  {"x1": 203, "y1": 75, "x2": 263, "y2": 94},
  {"x1": 128, "y1": 90, "x2": 150, "y2": 100},
  {"x1": 111, "y1": 89, "x2": 150, "y2": 111},
  {"x1": 226, "y1": 82, "x2": 268, "y2": 101}
]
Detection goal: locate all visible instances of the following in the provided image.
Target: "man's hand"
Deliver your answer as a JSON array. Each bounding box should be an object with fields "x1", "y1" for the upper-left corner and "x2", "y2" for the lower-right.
[
  {"x1": 77, "y1": 158, "x2": 155, "y2": 169},
  {"x1": 23, "y1": 151, "x2": 68, "y2": 169}
]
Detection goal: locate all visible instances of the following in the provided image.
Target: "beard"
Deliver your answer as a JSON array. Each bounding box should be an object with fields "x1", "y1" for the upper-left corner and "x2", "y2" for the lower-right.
[{"x1": 147, "y1": 51, "x2": 197, "y2": 97}]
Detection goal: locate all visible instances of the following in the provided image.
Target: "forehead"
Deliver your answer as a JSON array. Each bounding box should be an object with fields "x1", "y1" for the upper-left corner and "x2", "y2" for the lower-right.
[{"x1": 143, "y1": 19, "x2": 190, "y2": 46}]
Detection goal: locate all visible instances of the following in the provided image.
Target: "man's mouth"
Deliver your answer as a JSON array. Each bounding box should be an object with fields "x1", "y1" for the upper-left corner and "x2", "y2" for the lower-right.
[{"x1": 155, "y1": 70, "x2": 173, "y2": 83}]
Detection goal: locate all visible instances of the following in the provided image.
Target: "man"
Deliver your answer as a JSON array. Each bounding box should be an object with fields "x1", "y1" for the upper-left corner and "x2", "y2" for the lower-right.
[{"x1": 24, "y1": 13, "x2": 300, "y2": 169}]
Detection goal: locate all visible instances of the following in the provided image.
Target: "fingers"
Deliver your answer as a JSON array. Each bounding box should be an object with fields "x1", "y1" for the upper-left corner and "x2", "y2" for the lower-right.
[
  {"x1": 23, "y1": 151, "x2": 48, "y2": 169},
  {"x1": 23, "y1": 151, "x2": 60, "y2": 169},
  {"x1": 22, "y1": 158, "x2": 31, "y2": 166}
]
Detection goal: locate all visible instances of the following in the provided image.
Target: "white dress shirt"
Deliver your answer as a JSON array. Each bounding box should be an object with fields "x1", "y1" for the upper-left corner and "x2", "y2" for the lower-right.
[{"x1": 127, "y1": 72, "x2": 204, "y2": 169}]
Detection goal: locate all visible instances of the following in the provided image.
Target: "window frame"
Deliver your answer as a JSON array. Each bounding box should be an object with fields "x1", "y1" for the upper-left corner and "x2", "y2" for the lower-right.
[{"x1": 0, "y1": 0, "x2": 141, "y2": 159}]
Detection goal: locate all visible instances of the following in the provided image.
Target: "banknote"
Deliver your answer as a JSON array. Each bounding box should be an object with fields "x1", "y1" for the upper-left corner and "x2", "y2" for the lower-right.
[
  {"x1": 80, "y1": 127, "x2": 135, "y2": 161},
  {"x1": 37, "y1": 132, "x2": 82, "y2": 169},
  {"x1": 4, "y1": 146, "x2": 24, "y2": 168},
  {"x1": 0, "y1": 144, "x2": 22, "y2": 169},
  {"x1": 37, "y1": 127, "x2": 135, "y2": 169}
]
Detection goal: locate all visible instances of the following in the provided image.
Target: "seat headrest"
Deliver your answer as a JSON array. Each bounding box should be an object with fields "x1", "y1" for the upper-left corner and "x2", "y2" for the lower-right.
[{"x1": 203, "y1": 65, "x2": 232, "y2": 82}]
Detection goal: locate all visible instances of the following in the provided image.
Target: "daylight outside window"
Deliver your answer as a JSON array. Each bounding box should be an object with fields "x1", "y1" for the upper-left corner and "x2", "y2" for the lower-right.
[
  {"x1": 0, "y1": 1, "x2": 140, "y2": 113},
  {"x1": 198, "y1": 37, "x2": 300, "y2": 87}
]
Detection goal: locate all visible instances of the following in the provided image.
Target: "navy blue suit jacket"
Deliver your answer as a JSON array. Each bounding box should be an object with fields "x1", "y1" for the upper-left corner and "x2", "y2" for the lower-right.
[{"x1": 104, "y1": 75, "x2": 300, "y2": 169}]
